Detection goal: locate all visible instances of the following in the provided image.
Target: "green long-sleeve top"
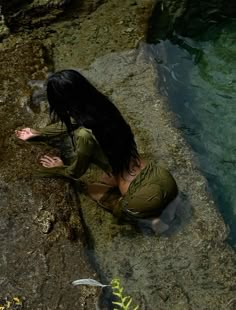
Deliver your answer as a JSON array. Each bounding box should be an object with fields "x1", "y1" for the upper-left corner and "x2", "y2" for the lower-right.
[{"x1": 28, "y1": 123, "x2": 111, "y2": 180}]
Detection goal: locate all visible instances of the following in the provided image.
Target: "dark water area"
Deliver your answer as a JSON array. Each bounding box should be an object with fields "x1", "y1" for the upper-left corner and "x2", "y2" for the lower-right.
[{"x1": 150, "y1": 19, "x2": 236, "y2": 247}]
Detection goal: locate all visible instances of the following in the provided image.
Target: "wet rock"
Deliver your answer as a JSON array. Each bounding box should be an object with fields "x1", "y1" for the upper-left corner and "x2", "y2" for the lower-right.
[
  {"x1": 146, "y1": 0, "x2": 236, "y2": 40},
  {"x1": 0, "y1": 12, "x2": 10, "y2": 40},
  {"x1": 47, "y1": 0, "x2": 154, "y2": 68},
  {"x1": 2, "y1": 0, "x2": 73, "y2": 31},
  {"x1": 79, "y1": 47, "x2": 236, "y2": 309},
  {"x1": 1, "y1": 0, "x2": 235, "y2": 309},
  {"x1": 75, "y1": 0, "x2": 107, "y2": 16},
  {"x1": 0, "y1": 39, "x2": 99, "y2": 309},
  {"x1": 34, "y1": 210, "x2": 55, "y2": 234},
  {"x1": 28, "y1": 79, "x2": 48, "y2": 113}
]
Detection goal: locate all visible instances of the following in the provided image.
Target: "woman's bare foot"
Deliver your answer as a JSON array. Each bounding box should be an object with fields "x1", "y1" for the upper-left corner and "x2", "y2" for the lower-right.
[
  {"x1": 160, "y1": 195, "x2": 180, "y2": 224},
  {"x1": 151, "y1": 218, "x2": 169, "y2": 234},
  {"x1": 137, "y1": 218, "x2": 169, "y2": 234},
  {"x1": 15, "y1": 128, "x2": 39, "y2": 141}
]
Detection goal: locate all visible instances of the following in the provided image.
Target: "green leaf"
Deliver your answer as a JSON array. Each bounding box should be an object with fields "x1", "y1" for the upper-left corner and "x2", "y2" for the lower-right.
[
  {"x1": 122, "y1": 296, "x2": 130, "y2": 303},
  {"x1": 112, "y1": 301, "x2": 123, "y2": 306},
  {"x1": 125, "y1": 297, "x2": 132, "y2": 308}
]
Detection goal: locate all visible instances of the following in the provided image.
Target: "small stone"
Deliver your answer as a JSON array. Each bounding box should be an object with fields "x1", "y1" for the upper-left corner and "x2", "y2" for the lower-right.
[
  {"x1": 125, "y1": 27, "x2": 134, "y2": 33},
  {"x1": 0, "y1": 15, "x2": 10, "y2": 41},
  {"x1": 35, "y1": 210, "x2": 55, "y2": 234}
]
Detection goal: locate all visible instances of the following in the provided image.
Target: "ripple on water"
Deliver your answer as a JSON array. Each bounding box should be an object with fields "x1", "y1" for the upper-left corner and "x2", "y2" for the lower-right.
[{"x1": 152, "y1": 19, "x2": 236, "y2": 247}]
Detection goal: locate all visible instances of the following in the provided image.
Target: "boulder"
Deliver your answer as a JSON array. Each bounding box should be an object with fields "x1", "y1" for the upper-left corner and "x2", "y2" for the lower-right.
[{"x1": 78, "y1": 46, "x2": 236, "y2": 309}]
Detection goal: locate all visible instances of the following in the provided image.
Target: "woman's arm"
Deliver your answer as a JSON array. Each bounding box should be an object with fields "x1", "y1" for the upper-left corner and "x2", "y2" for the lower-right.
[
  {"x1": 15, "y1": 123, "x2": 68, "y2": 141},
  {"x1": 33, "y1": 122, "x2": 68, "y2": 138},
  {"x1": 35, "y1": 128, "x2": 96, "y2": 180}
]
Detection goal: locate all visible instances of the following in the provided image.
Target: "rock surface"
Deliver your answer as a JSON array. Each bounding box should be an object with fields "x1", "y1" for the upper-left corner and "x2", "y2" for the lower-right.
[
  {"x1": 0, "y1": 40, "x2": 99, "y2": 309},
  {"x1": 0, "y1": 12, "x2": 9, "y2": 40},
  {"x1": 1, "y1": 0, "x2": 235, "y2": 309},
  {"x1": 79, "y1": 47, "x2": 236, "y2": 309},
  {"x1": 2, "y1": 0, "x2": 72, "y2": 31}
]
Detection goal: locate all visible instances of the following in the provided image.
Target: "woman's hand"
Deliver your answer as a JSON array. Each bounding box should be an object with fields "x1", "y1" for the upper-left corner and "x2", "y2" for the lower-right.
[
  {"x1": 15, "y1": 128, "x2": 39, "y2": 141},
  {"x1": 39, "y1": 155, "x2": 64, "y2": 168}
]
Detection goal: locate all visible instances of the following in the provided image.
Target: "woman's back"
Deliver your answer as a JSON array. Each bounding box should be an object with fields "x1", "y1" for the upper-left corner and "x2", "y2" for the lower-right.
[{"x1": 47, "y1": 69, "x2": 141, "y2": 176}]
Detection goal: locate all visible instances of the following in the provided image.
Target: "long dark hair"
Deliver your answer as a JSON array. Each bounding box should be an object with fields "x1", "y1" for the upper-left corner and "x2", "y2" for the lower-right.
[{"x1": 47, "y1": 69, "x2": 140, "y2": 176}]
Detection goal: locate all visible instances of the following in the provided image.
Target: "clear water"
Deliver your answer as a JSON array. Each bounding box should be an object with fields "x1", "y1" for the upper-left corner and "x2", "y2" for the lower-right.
[{"x1": 152, "y1": 19, "x2": 236, "y2": 246}]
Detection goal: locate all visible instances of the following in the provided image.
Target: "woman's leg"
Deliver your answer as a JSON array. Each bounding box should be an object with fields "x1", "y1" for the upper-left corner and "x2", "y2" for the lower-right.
[
  {"x1": 86, "y1": 183, "x2": 114, "y2": 201},
  {"x1": 120, "y1": 192, "x2": 179, "y2": 233},
  {"x1": 159, "y1": 195, "x2": 180, "y2": 223},
  {"x1": 137, "y1": 217, "x2": 170, "y2": 234},
  {"x1": 85, "y1": 182, "x2": 122, "y2": 215},
  {"x1": 116, "y1": 163, "x2": 178, "y2": 231}
]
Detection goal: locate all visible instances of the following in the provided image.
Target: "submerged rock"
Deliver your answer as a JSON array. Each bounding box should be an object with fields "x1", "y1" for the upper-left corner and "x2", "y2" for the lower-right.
[{"x1": 147, "y1": 0, "x2": 236, "y2": 40}]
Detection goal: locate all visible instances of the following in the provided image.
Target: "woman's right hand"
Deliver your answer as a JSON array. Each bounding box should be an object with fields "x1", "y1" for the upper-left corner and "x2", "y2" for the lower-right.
[{"x1": 15, "y1": 128, "x2": 39, "y2": 141}]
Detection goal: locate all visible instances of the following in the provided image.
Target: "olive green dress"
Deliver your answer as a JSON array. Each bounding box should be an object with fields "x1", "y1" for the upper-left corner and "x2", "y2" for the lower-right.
[{"x1": 29, "y1": 123, "x2": 178, "y2": 219}]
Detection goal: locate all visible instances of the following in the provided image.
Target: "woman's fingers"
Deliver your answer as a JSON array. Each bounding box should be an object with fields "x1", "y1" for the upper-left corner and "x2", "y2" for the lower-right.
[
  {"x1": 15, "y1": 130, "x2": 26, "y2": 140},
  {"x1": 39, "y1": 155, "x2": 64, "y2": 168},
  {"x1": 41, "y1": 155, "x2": 55, "y2": 162},
  {"x1": 40, "y1": 155, "x2": 55, "y2": 166},
  {"x1": 41, "y1": 162, "x2": 50, "y2": 168},
  {"x1": 15, "y1": 130, "x2": 24, "y2": 137},
  {"x1": 40, "y1": 160, "x2": 54, "y2": 168},
  {"x1": 15, "y1": 128, "x2": 29, "y2": 134},
  {"x1": 52, "y1": 156, "x2": 61, "y2": 161},
  {"x1": 15, "y1": 128, "x2": 33, "y2": 140}
]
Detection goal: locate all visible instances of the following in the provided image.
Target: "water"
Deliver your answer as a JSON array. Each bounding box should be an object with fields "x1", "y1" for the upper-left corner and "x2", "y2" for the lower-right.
[{"x1": 151, "y1": 19, "x2": 236, "y2": 246}]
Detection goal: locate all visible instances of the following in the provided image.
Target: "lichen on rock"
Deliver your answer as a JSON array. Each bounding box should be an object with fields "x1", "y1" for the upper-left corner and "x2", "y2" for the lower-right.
[{"x1": 0, "y1": 11, "x2": 10, "y2": 40}]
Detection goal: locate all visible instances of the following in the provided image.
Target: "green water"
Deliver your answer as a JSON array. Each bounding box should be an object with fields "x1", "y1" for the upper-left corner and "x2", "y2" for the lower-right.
[{"x1": 153, "y1": 20, "x2": 236, "y2": 246}]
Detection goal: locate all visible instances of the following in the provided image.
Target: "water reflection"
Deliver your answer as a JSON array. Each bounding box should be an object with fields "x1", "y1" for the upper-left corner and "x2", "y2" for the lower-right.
[{"x1": 151, "y1": 19, "x2": 236, "y2": 246}]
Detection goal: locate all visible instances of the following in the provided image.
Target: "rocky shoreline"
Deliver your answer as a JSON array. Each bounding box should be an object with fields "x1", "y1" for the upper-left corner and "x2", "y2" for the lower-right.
[
  {"x1": 1, "y1": 0, "x2": 235, "y2": 309},
  {"x1": 80, "y1": 47, "x2": 236, "y2": 309}
]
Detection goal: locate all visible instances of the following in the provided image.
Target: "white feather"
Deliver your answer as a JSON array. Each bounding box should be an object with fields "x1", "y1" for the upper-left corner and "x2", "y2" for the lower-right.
[{"x1": 72, "y1": 278, "x2": 110, "y2": 288}]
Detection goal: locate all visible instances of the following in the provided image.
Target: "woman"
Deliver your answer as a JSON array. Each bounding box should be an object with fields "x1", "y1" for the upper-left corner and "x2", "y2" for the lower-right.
[{"x1": 16, "y1": 70, "x2": 178, "y2": 231}]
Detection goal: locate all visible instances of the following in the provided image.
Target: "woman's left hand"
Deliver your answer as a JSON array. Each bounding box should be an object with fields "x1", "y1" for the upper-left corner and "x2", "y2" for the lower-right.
[{"x1": 40, "y1": 155, "x2": 64, "y2": 168}]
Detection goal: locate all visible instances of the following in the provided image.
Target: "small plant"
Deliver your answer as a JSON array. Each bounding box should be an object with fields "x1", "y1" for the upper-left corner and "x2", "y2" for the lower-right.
[
  {"x1": 72, "y1": 278, "x2": 139, "y2": 310},
  {"x1": 0, "y1": 296, "x2": 23, "y2": 310},
  {"x1": 111, "y1": 278, "x2": 139, "y2": 310}
]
